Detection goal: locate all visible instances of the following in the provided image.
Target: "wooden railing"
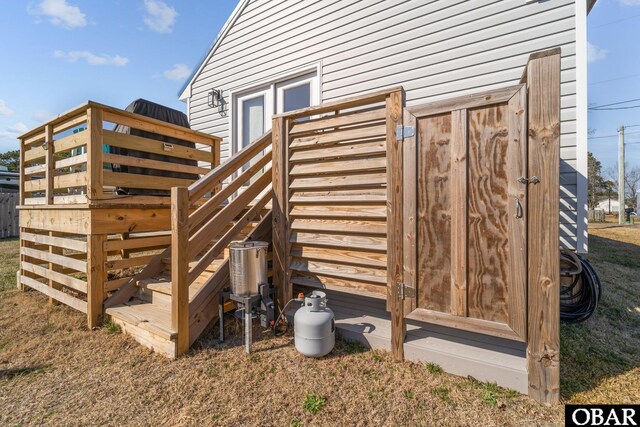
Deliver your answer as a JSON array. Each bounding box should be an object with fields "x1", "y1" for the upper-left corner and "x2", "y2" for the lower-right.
[
  {"x1": 18, "y1": 101, "x2": 221, "y2": 207},
  {"x1": 171, "y1": 131, "x2": 273, "y2": 353}
]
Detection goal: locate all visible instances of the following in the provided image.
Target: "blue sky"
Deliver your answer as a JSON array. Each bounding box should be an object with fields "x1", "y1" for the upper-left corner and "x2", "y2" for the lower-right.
[
  {"x1": 0, "y1": 0, "x2": 637, "y2": 174},
  {"x1": 588, "y1": 0, "x2": 640, "y2": 173},
  {"x1": 0, "y1": 0, "x2": 237, "y2": 152}
]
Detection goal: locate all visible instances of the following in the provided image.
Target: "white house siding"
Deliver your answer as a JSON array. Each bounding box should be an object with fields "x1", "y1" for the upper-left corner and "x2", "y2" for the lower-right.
[{"x1": 186, "y1": 0, "x2": 586, "y2": 251}]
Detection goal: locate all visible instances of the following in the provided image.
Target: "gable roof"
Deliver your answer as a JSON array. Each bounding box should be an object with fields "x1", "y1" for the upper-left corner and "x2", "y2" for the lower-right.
[
  {"x1": 179, "y1": 0, "x2": 598, "y2": 101},
  {"x1": 178, "y1": 0, "x2": 250, "y2": 101}
]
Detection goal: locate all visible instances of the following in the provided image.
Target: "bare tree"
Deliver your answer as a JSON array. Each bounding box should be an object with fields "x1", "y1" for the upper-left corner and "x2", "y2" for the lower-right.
[{"x1": 605, "y1": 163, "x2": 640, "y2": 209}]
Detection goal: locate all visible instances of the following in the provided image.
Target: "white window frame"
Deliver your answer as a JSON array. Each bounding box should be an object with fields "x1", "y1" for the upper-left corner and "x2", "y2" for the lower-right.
[{"x1": 235, "y1": 86, "x2": 273, "y2": 156}]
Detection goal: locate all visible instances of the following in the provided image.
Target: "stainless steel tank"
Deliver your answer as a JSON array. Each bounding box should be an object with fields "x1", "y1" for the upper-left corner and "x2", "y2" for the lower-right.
[{"x1": 228, "y1": 241, "x2": 268, "y2": 297}]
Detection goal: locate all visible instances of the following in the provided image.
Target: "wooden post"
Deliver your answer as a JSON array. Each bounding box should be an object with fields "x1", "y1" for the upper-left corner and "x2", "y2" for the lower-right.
[
  {"x1": 87, "y1": 234, "x2": 106, "y2": 328},
  {"x1": 272, "y1": 117, "x2": 291, "y2": 308},
  {"x1": 386, "y1": 90, "x2": 405, "y2": 362},
  {"x1": 18, "y1": 138, "x2": 26, "y2": 206},
  {"x1": 211, "y1": 137, "x2": 221, "y2": 194},
  {"x1": 86, "y1": 107, "x2": 104, "y2": 202},
  {"x1": 44, "y1": 124, "x2": 54, "y2": 205},
  {"x1": 524, "y1": 49, "x2": 561, "y2": 405},
  {"x1": 172, "y1": 186, "x2": 190, "y2": 356}
]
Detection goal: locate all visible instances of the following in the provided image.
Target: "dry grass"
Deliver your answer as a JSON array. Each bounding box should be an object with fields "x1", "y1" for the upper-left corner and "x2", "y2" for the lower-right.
[{"x1": 0, "y1": 226, "x2": 638, "y2": 426}]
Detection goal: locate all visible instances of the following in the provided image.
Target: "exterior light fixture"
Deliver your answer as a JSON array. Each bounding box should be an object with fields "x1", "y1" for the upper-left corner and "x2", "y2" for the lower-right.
[{"x1": 208, "y1": 89, "x2": 222, "y2": 108}]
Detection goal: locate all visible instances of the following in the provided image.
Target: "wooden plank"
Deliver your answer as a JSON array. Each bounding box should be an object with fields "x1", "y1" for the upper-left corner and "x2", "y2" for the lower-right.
[
  {"x1": 87, "y1": 234, "x2": 106, "y2": 328},
  {"x1": 100, "y1": 105, "x2": 218, "y2": 146},
  {"x1": 103, "y1": 153, "x2": 210, "y2": 175},
  {"x1": 289, "y1": 108, "x2": 386, "y2": 135},
  {"x1": 402, "y1": 110, "x2": 418, "y2": 316},
  {"x1": 45, "y1": 125, "x2": 54, "y2": 204},
  {"x1": 289, "y1": 205, "x2": 386, "y2": 220},
  {"x1": 90, "y1": 208, "x2": 170, "y2": 234},
  {"x1": 290, "y1": 232, "x2": 386, "y2": 252},
  {"x1": 386, "y1": 89, "x2": 405, "y2": 362},
  {"x1": 21, "y1": 231, "x2": 87, "y2": 252},
  {"x1": 20, "y1": 246, "x2": 87, "y2": 272},
  {"x1": 290, "y1": 125, "x2": 386, "y2": 150},
  {"x1": 273, "y1": 86, "x2": 401, "y2": 119},
  {"x1": 289, "y1": 192, "x2": 387, "y2": 205},
  {"x1": 20, "y1": 275, "x2": 88, "y2": 314},
  {"x1": 104, "y1": 277, "x2": 130, "y2": 293},
  {"x1": 406, "y1": 308, "x2": 522, "y2": 342},
  {"x1": 103, "y1": 171, "x2": 195, "y2": 191},
  {"x1": 21, "y1": 261, "x2": 87, "y2": 294},
  {"x1": 172, "y1": 187, "x2": 190, "y2": 356},
  {"x1": 54, "y1": 131, "x2": 89, "y2": 154},
  {"x1": 507, "y1": 86, "x2": 528, "y2": 340},
  {"x1": 289, "y1": 172, "x2": 387, "y2": 190},
  {"x1": 525, "y1": 51, "x2": 561, "y2": 405},
  {"x1": 290, "y1": 244, "x2": 387, "y2": 268},
  {"x1": 406, "y1": 85, "x2": 523, "y2": 118},
  {"x1": 290, "y1": 258, "x2": 386, "y2": 285},
  {"x1": 104, "y1": 235, "x2": 171, "y2": 252},
  {"x1": 291, "y1": 273, "x2": 387, "y2": 299},
  {"x1": 290, "y1": 219, "x2": 386, "y2": 236},
  {"x1": 55, "y1": 153, "x2": 87, "y2": 169},
  {"x1": 290, "y1": 156, "x2": 386, "y2": 176},
  {"x1": 289, "y1": 139, "x2": 386, "y2": 163},
  {"x1": 52, "y1": 112, "x2": 88, "y2": 135},
  {"x1": 53, "y1": 172, "x2": 88, "y2": 190},
  {"x1": 450, "y1": 109, "x2": 468, "y2": 317},
  {"x1": 272, "y1": 117, "x2": 289, "y2": 306},
  {"x1": 467, "y1": 103, "x2": 509, "y2": 324},
  {"x1": 417, "y1": 113, "x2": 452, "y2": 313},
  {"x1": 103, "y1": 130, "x2": 211, "y2": 163},
  {"x1": 104, "y1": 254, "x2": 157, "y2": 271}
]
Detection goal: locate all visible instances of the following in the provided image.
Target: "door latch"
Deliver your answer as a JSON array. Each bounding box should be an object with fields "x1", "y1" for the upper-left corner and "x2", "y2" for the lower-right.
[
  {"x1": 517, "y1": 176, "x2": 539, "y2": 185},
  {"x1": 515, "y1": 198, "x2": 523, "y2": 219}
]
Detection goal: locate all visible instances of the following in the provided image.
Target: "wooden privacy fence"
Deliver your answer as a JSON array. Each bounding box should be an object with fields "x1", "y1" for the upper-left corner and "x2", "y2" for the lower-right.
[
  {"x1": 273, "y1": 49, "x2": 561, "y2": 404},
  {"x1": 0, "y1": 193, "x2": 18, "y2": 237}
]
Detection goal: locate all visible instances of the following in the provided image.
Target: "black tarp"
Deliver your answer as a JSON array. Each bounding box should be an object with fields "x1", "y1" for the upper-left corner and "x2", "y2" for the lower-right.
[{"x1": 110, "y1": 99, "x2": 198, "y2": 196}]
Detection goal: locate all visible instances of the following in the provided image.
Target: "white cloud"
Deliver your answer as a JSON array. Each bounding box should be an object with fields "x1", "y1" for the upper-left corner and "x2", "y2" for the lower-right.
[
  {"x1": 29, "y1": 0, "x2": 87, "y2": 29},
  {"x1": 143, "y1": 0, "x2": 178, "y2": 33},
  {"x1": 587, "y1": 42, "x2": 608, "y2": 63},
  {"x1": 0, "y1": 122, "x2": 30, "y2": 144},
  {"x1": 33, "y1": 109, "x2": 52, "y2": 122},
  {"x1": 163, "y1": 63, "x2": 191, "y2": 81},
  {"x1": 53, "y1": 50, "x2": 129, "y2": 66},
  {"x1": 0, "y1": 100, "x2": 14, "y2": 117}
]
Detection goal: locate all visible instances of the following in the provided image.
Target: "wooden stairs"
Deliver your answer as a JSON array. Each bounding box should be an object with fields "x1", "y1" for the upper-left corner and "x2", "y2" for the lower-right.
[{"x1": 103, "y1": 132, "x2": 274, "y2": 358}]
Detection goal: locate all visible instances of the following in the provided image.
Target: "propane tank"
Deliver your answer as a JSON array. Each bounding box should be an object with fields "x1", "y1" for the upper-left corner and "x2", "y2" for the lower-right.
[{"x1": 294, "y1": 291, "x2": 335, "y2": 357}]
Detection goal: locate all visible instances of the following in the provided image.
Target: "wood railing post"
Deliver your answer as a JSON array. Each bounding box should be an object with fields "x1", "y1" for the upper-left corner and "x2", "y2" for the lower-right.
[
  {"x1": 386, "y1": 90, "x2": 405, "y2": 362},
  {"x1": 87, "y1": 234, "x2": 106, "y2": 328},
  {"x1": 272, "y1": 117, "x2": 290, "y2": 308},
  {"x1": 87, "y1": 107, "x2": 104, "y2": 203},
  {"x1": 172, "y1": 186, "x2": 190, "y2": 356},
  {"x1": 44, "y1": 124, "x2": 54, "y2": 205},
  {"x1": 523, "y1": 48, "x2": 561, "y2": 405}
]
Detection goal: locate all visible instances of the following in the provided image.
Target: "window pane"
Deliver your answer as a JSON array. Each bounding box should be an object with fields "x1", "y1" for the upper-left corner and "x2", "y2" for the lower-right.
[
  {"x1": 283, "y1": 83, "x2": 311, "y2": 113},
  {"x1": 242, "y1": 96, "x2": 264, "y2": 148}
]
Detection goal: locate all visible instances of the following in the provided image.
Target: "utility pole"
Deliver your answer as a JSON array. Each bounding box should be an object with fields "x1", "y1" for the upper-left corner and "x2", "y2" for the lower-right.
[{"x1": 618, "y1": 125, "x2": 625, "y2": 224}]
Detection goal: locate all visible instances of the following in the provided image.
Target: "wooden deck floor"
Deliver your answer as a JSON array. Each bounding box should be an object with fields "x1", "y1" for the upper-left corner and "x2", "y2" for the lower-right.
[{"x1": 317, "y1": 289, "x2": 528, "y2": 394}]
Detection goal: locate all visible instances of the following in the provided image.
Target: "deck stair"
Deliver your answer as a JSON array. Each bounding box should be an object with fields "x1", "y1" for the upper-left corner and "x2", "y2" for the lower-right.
[{"x1": 104, "y1": 132, "x2": 273, "y2": 358}]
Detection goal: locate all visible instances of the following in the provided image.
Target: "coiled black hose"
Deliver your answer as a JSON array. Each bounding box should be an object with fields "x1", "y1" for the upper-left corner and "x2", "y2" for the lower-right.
[{"x1": 560, "y1": 249, "x2": 602, "y2": 323}]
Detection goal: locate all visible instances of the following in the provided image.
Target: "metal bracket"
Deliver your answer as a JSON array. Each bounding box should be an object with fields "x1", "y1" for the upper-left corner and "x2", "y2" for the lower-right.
[
  {"x1": 397, "y1": 282, "x2": 415, "y2": 300},
  {"x1": 396, "y1": 125, "x2": 415, "y2": 140},
  {"x1": 517, "y1": 176, "x2": 540, "y2": 185}
]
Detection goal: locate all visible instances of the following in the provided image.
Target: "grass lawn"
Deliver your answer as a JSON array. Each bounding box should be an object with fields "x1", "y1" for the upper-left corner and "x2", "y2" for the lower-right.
[{"x1": 0, "y1": 226, "x2": 638, "y2": 426}]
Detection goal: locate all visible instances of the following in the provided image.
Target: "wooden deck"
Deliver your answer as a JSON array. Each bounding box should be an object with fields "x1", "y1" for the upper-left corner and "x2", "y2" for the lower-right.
[{"x1": 317, "y1": 289, "x2": 528, "y2": 393}]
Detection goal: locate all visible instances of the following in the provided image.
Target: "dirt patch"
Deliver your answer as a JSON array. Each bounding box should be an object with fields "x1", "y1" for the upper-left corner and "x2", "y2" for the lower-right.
[{"x1": 1, "y1": 226, "x2": 638, "y2": 426}]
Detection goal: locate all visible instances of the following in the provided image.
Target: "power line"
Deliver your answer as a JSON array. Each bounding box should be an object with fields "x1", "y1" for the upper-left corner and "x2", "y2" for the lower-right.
[
  {"x1": 588, "y1": 131, "x2": 640, "y2": 139},
  {"x1": 590, "y1": 105, "x2": 640, "y2": 111},
  {"x1": 589, "y1": 98, "x2": 640, "y2": 109},
  {"x1": 589, "y1": 73, "x2": 640, "y2": 86},
  {"x1": 591, "y1": 12, "x2": 640, "y2": 29}
]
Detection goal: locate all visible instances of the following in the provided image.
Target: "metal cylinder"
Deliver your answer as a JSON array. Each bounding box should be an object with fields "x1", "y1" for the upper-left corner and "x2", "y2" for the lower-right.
[
  {"x1": 294, "y1": 291, "x2": 335, "y2": 358},
  {"x1": 228, "y1": 241, "x2": 268, "y2": 297}
]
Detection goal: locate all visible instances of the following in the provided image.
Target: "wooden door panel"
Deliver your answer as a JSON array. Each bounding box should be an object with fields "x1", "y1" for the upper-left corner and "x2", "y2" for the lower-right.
[
  {"x1": 404, "y1": 85, "x2": 528, "y2": 342},
  {"x1": 467, "y1": 103, "x2": 510, "y2": 324},
  {"x1": 417, "y1": 113, "x2": 452, "y2": 313}
]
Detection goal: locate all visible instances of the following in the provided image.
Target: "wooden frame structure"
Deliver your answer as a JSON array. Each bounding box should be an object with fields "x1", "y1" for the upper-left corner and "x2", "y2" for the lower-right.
[
  {"x1": 17, "y1": 50, "x2": 560, "y2": 404},
  {"x1": 16, "y1": 101, "x2": 221, "y2": 328}
]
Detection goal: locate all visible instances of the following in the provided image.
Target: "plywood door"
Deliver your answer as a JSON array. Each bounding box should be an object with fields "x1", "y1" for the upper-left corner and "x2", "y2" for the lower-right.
[{"x1": 402, "y1": 85, "x2": 527, "y2": 342}]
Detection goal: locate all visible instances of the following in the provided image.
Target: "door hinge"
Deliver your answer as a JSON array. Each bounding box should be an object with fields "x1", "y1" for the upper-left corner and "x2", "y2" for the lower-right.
[
  {"x1": 397, "y1": 282, "x2": 415, "y2": 300},
  {"x1": 396, "y1": 125, "x2": 415, "y2": 140}
]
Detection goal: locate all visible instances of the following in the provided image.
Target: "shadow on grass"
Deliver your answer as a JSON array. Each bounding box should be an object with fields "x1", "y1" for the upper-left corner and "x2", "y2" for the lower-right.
[
  {"x1": 0, "y1": 365, "x2": 49, "y2": 380},
  {"x1": 560, "y1": 233, "x2": 640, "y2": 400}
]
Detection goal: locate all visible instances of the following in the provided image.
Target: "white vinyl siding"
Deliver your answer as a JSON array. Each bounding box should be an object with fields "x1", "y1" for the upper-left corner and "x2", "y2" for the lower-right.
[{"x1": 187, "y1": 0, "x2": 584, "y2": 250}]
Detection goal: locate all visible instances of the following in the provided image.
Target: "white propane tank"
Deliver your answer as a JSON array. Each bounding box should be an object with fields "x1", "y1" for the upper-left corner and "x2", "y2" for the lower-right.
[{"x1": 294, "y1": 291, "x2": 335, "y2": 357}]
